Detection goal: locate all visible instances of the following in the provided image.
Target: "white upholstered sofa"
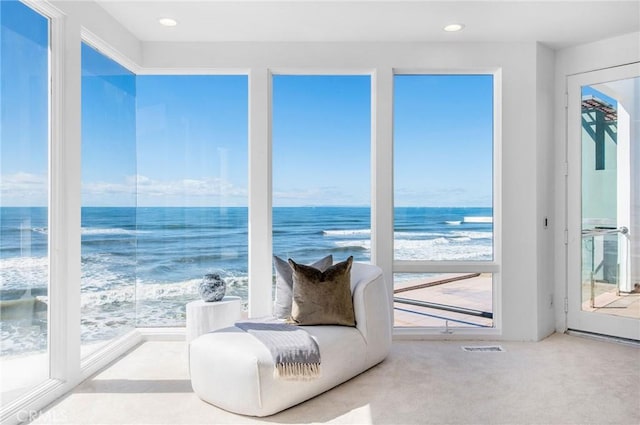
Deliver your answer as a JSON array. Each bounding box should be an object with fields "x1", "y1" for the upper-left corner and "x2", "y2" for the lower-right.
[{"x1": 189, "y1": 262, "x2": 392, "y2": 416}]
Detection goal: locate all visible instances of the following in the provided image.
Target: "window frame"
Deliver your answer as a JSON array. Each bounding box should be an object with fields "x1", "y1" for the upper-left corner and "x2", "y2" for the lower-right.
[
  {"x1": 78, "y1": 38, "x2": 251, "y2": 325},
  {"x1": 0, "y1": 0, "x2": 72, "y2": 422},
  {"x1": 75, "y1": 35, "x2": 141, "y2": 373},
  {"x1": 391, "y1": 69, "x2": 503, "y2": 336},
  {"x1": 269, "y1": 71, "x2": 374, "y2": 281},
  {"x1": 79, "y1": 39, "x2": 138, "y2": 359}
]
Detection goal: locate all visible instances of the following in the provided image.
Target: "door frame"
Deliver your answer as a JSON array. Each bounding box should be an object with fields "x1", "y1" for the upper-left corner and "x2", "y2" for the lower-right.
[{"x1": 566, "y1": 62, "x2": 640, "y2": 341}]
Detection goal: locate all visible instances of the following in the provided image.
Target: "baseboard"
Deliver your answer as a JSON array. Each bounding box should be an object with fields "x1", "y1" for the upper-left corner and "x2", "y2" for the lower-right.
[
  {"x1": 393, "y1": 326, "x2": 502, "y2": 340},
  {"x1": 0, "y1": 379, "x2": 69, "y2": 425},
  {"x1": 80, "y1": 329, "x2": 143, "y2": 377},
  {"x1": 138, "y1": 327, "x2": 186, "y2": 341}
]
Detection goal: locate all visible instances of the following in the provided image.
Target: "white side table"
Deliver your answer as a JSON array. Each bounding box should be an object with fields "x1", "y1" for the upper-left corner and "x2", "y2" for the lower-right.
[{"x1": 186, "y1": 296, "x2": 242, "y2": 343}]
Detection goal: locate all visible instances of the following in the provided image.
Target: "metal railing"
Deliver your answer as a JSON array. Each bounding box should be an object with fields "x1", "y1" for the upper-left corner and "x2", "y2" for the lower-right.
[{"x1": 581, "y1": 226, "x2": 628, "y2": 237}]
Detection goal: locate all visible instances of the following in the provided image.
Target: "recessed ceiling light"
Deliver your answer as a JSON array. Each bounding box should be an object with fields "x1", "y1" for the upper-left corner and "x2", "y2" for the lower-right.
[
  {"x1": 158, "y1": 18, "x2": 178, "y2": 27},
  {"x1": 443, "y1": 23, "x2": 465, "y2": 32}
]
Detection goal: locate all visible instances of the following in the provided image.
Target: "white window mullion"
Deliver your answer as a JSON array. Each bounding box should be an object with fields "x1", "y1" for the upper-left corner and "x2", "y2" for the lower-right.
[
  {"x1": 492, "y1": 68, "x2": 503, "y2": 275},
  {"x1": 492, "y1": 68, "x2": 503, "y2": 333},
  {"x1": 248, "y1": 68, "x2": 273, "y2": 317},
  {"x1": 372, "y1": 68, "x2": 395, "y2": 321},
  {"x1": 1, "y1": 6, "x2": 84, "y2": 424},
  {"x1": 49, "y1": 12, "x2": 82, "y2": 384}
]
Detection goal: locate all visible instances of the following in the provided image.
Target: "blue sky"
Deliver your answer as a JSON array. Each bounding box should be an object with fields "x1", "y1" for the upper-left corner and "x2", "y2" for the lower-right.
[
  {"x1": 394, "y1": 75, "x2": 493, "y2": 207},
  {"x1": 81, "y1": 43, "x2": 137, "y2": 206},
  {"x1": 272, "y1": 75, "x2": 371, "y2": 207},
  {"x1": 0, "y1": 0, "x2": 49, "y2": 207},
  {"x1": 135, "y1": 75, "x2": 248, "y2": 207},
  {"x1": 82, "y1": 42, "x2": 249, "y2": 207},
  {"x1": 2, "y1": 1, "x2": 495, "y2": 208},
  {"x1": 86, "y1": 73, "x2": 370, "y2": 207},
  {"x1": 583, "y1": 86, "x2": 617, "y2": 107}
]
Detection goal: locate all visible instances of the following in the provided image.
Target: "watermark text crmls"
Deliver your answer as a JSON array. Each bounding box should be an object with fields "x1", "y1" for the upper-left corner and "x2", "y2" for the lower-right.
[{"x1": 16, "y1": 409, "x2": 68, "y2": 424}]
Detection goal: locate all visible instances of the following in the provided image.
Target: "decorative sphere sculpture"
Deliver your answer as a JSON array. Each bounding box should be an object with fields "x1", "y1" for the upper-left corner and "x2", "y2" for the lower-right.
[{"x1": 199, "y1": 273, "x2": 226, "y2": 302}]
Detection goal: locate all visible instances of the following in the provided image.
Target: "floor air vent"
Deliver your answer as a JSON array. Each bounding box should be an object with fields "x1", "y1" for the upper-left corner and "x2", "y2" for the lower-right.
[{"x1": 461, "y1": 345, "x2": 505, "y2": 352}]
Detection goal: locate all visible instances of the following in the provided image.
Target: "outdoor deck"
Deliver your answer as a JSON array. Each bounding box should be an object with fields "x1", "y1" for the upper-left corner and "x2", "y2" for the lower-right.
[{"x1": 393, "y1": 273, "x2": 494, "y2": 328}]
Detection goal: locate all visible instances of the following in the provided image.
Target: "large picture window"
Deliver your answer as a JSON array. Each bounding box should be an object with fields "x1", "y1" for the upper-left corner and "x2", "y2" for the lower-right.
[
  {"x1": 271, "y1": 75, "x2": 371, "y2": 278},
  {"x1": 0, "y1": 0, "x2": 50, "y2": 404},
  {"x1": 393, "y1": 74, "x2": 495, "y2": 329},
  {"x1": 82, "y1": 48, "x2": 248, "y2": 334},
  {"x1": 81, "y1": 42, "x2": 137, "y2": 357},
  {"x1": 135, "y1": 75, "x2": 248, "y2": 325}
]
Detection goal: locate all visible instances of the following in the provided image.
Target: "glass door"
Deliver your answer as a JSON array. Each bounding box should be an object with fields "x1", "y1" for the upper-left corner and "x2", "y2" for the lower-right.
[{"x1": 567, "y1": 63, "x2": 640, "y2": 341}]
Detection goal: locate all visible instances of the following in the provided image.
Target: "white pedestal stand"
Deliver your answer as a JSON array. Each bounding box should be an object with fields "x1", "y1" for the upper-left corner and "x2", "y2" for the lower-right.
[{"x1": 186, "y1": 296, "x2": 242, "y2": 343}]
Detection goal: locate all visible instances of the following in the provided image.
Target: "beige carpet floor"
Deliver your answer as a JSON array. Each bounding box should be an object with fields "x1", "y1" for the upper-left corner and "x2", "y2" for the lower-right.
[{"x1": 32, "y1": 333, "x2": 639, "y2": 425}]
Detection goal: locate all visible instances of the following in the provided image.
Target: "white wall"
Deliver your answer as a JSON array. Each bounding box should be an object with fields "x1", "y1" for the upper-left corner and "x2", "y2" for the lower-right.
[
  {"x1": 554, "y1": 32, "x2": 640, "y2": 333},
  {"x1": 536, "y1": 44, "x2": 556, "y2": 340}
]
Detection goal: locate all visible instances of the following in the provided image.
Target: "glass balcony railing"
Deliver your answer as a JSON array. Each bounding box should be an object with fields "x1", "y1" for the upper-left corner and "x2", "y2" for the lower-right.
[{"x1": 581, "y1": 226, "x2": 636, "y2": 316}]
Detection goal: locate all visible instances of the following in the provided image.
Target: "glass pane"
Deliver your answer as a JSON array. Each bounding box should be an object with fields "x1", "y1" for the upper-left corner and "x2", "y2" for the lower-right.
[
  {"x1": 135, "y1": 75, "x2": 248, "y2": 325},
  {"x1": 81, "y1": 43, "x2": 137, "y2": 357},
  {"x1": 394, "y1": 273, "x2": 493, "y2": 328},
  {"x1": 393, "y1": 75, "x2": 494, "y2": 261},
  {"x1": 0, "y1": 1, "x2": 50, "y2": 403},
  {"x1": 581, "y1": 79, "x2": 640, "y2": 319},
  {"x1": 272, "y1": 75, "x2": 371, "y2": 278}
]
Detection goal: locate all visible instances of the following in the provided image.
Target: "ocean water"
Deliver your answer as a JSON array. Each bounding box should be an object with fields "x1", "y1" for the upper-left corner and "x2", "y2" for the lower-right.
[{"x1": 0, "y1": 206, "x2": 492, "y2": 355}]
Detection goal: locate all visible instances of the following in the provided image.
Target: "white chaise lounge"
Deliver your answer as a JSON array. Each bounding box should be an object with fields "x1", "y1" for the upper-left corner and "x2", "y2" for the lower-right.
[{"x1": 189, "y1": 262, "x2": 392, "y2": 416}]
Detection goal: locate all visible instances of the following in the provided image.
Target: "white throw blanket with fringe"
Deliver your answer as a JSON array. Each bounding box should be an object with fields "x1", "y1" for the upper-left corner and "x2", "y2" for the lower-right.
[{"x1": 235, "y1": 319, "x2": 320, "y2": 380}]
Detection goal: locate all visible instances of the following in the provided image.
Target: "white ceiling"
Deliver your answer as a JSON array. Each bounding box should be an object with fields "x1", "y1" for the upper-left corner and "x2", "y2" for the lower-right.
[{"x1": 96, "y1": 0, "x2": 640, "y2": 50}]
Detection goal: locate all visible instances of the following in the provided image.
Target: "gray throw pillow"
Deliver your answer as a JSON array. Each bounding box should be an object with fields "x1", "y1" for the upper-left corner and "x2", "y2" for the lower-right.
[
  {"x1": 273, "y1": 254, "x2": 333, "y2": 319},
  {"x1": 289, "y1": 256, "x2": 355, "y2": 326}
]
